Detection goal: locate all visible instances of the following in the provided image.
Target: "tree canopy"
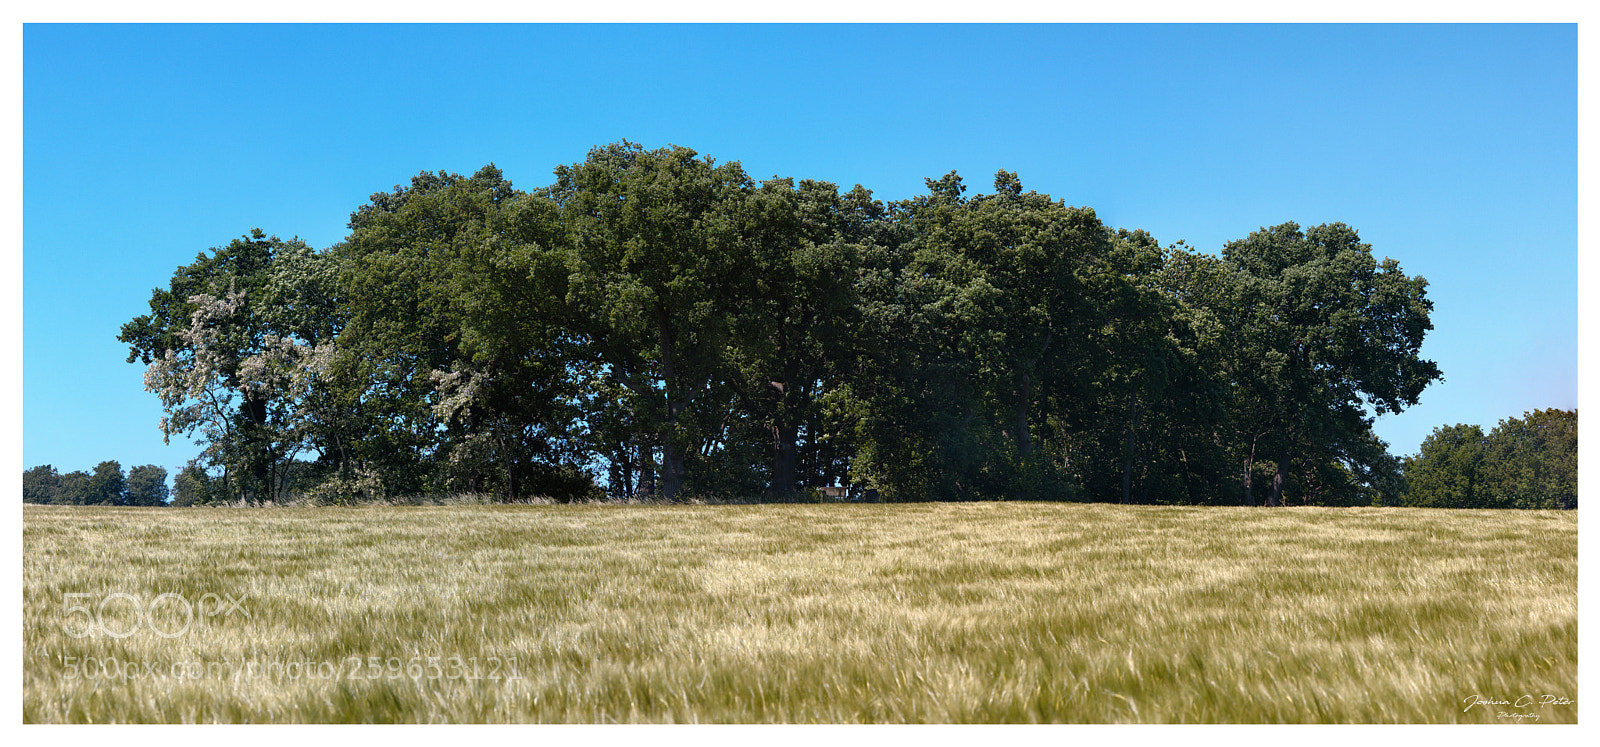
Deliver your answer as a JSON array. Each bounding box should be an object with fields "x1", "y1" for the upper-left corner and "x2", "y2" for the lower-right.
[
  {"x1": 22, "y1": 462, "x2": 169, "y2": 506},
  {"x1": 100, "y1": 141, "x2": 1548, "y2": 508},
  {"x1": 1402, "y1": 409, "x2": 1577, "y2": 509}
]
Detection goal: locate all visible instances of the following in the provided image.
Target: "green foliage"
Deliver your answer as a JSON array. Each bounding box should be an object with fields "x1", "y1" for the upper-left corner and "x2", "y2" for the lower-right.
[
  {"x1": 171, "y1": 463, "x2": 214, "y2": 507},
  {"x1": 22, "y1": 465, "x2": 61, "y2": 504},
  {"x1": 1404, "y1": 409, "x2": 1577, "y2": 509},
  {"x1": 1482, "y1": 408, "x2": 1578, "y2": 509},
  {"x1": 124, "y1": 465, "x2": 170, "y2": 506},
  {"x1": 86, "y1": 461, "x2": 125, "y2": 506},
  {"x1": 336, "y1": 164, "x2": 594, "y2": 501},
  {"x1": 115, "y1": 142, "x2": 1468, "y2": 506},
  {"x1": 24, "y1": 462, "x2": 172, "y2": 506},
  {"x1": 120, "y1": 230, "x2": 327, "y2": 504},
  {"x1": 1177, "y1": 222, "x2": 1443, "y2": 506},
  {"x1": 1402, "y1": 424, "x2": 1489, "y2": 507},
  {"x1": 553, "y1": 142, "x2": 758, "y2": 500},
  {"x1": 844, "y1": 171, "x2": 1123, "y2": 501},
  {"x1": 720, "y1": 176, "x2": 871, "y2": 497},
  {"x1": 56, "y1": 471, "x2": 91, "y2": 505}
]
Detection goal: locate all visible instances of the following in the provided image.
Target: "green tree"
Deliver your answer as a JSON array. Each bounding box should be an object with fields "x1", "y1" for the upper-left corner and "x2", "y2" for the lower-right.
[
  {"x1": 961, "y1": 172, "x2": 1114, "y2": 501},
  {"x1": 1482, "y1": 408, "x2": 1577, "y2": 509},
  {"x1": 724, "y1": 176, "x2": 874, "y2": 497},
  {"x1": 844, "y1": 171, "x2": 991, "y2": 500},
  {"x1": 22, "y1": 465, "x2": 61, "y2": 504},
  {"x1": 1401, "y1": 424, "x2": 1489, "y2": 507},
  {"x1": 124, "y1": 465, "x2": 171, "y2": 506},
  {"x1": 331, "y1": 172, "x2": 469, "y2": 497},
  {"x1": 171, "y1": 463, "x2": 214, "y2": 507},
  {"x1": 1213, "y1": 222, "x2": 1441, "y2": 506},
  {"x1": 1070, "y1": 228, "x2": 1212, "y2": 505},
  {"x1": 58, "y1": 470, "x2": 91, "y2": 505},
  {"x1": 1159, "y1": 246, "x2": 1278, "y2": 505},
  {"x1": 121, "y1": 230, "x2": 326, "y2": 504},
  {"x1": 575, "y1": 367, "x2": 655, "y2": 499},
  {"x1": 844, "y1": 170, "x2": 1131, "y2": 502},
  {"x1": 1145, "y1": 243, "x2": 1238, "y2": 505},
  {"x1": 553, "y1": 142, "x2": 755, "y2": 500},
  {"x1": 1301, "y1": 429, "x2": 1406, "y2": 506},
  {"x1": 87, "y1": 460, "x2": 125, "y2": 506},
  {"x1": 437, "y1": 178, "x2": 595, "y2": 500},
  {"x1": 336, "y1": 164, "x2": 594, "y2": 500}
]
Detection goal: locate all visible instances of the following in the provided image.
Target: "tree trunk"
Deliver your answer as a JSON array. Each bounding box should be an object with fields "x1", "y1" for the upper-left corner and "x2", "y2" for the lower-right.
[
  {"x1": 1122, "y1": 403, "x2": 1141, "y2": 505},
  {"x1": 656, "y1": 305, "x2": 688, "y2": 501},
  {"x1": 661, "y1": 441, "x2": 685, "y2": 501},
  {"x1": 245, "y1": 393, "x2": 271, "y2": 505},
  {"x1": 770, "y1": 420, "x2": 799, "y2": 497},
  {"x1": 1267, "y1": 430, "x2": 1294, "y2": 507},
  {"x1": 332, "y1": 424, "x2": 351, "y2": 480},
  {"x1": 612, "y1": 441, "x2": 634, "y2": 501},
  {"x1": 1242, "y1": 435, "x2": 1258, "y2": 506},
  {"x1": 1267, "y1": 460, "x2": 1286, "y2": 507},
  {"x1": 1179, "y1": 448, "x2": 1192, "y2": 504},
  {"x1": 1014, "y1": 328, "x2": 1050, "y2": 501},
  {"x1": 498, "y1": 424, "x2": 516, "y2": 502},
  {"x1": 637, "y1": 442, "x2": 655, "y2": 497},
  {"x1": 767, "y1": 350, "x2": 802, "y2": 498},
  {"x1": 1015, "y1": 371, "x2": 1033, "y2": 501}
]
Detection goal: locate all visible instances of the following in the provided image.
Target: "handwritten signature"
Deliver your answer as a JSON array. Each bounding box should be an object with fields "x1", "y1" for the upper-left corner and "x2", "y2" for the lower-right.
[{"x1": 1463, "y1": 694, "x2": 1575, "y2": 720}]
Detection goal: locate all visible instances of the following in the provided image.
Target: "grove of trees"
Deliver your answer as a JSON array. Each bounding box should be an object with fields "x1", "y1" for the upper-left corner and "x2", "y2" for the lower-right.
[
  {"x1": 1401, "y1": 408, "x2": 1578, "y2": 509},
  {"x1": 22, "y1": 462, "x2": 169, "y2": 506},
  {"x1": 101, "y1": 141, "x2": 1463, "y2": 506}
]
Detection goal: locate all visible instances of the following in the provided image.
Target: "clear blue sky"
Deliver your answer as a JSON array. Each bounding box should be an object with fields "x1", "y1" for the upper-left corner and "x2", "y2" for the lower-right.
[{"x1": 21, "y1": 23, "x2": 1578, "y2": 481}]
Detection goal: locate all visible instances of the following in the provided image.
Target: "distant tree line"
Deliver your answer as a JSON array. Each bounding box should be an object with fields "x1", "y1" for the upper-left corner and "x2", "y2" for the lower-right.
[
  {"x1": 26, "y1": 406, "x2": 1576, "y2": 509},
  {"x1": 1400, "y1": 408, "x2": 1577, "y2": 509},
  {"x1": 110, "y1": 141, "x2": 1465, "y2": 506},
  {"x1": 22, "y1": 462, "x2": 169, "y2": 506}
]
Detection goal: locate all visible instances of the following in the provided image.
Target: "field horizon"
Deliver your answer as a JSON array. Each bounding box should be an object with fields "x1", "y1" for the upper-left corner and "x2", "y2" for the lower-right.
[{"x1": 22, "y1": 502, "x2": 1577, "y2": 723}]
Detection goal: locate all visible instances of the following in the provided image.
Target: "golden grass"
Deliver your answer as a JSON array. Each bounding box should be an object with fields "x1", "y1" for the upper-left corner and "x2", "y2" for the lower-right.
[{"x1": 21, "y1": 503, "x2": 1576, "y2": 723}]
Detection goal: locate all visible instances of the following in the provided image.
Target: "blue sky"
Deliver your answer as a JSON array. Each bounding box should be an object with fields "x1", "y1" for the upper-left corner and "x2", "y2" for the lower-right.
[{"x1": 20, "y1": 23, "x2": 1578, "y2": 481}]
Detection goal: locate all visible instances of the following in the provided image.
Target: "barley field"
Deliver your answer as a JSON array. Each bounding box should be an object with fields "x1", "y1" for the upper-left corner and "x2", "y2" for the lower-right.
[{"x1": 21, "y1": 503, "x2": 1576, "y2": 723}]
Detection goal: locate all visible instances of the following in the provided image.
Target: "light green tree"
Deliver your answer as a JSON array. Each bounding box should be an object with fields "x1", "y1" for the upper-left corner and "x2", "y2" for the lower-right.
[{"x1": 122, "y1": 230, "x2": 324, "y2": 504}]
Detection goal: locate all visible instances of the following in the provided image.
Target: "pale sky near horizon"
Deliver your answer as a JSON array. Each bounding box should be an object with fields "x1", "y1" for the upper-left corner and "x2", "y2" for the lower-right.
[{"x1": 19, "y1": 21, "x2": 1580, "y2": 482}]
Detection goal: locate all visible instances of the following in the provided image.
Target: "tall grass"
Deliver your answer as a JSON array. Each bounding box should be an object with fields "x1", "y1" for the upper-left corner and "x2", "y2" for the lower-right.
[{"x1": 22, "y1": 503, "x2": 1576, "y2": 723}]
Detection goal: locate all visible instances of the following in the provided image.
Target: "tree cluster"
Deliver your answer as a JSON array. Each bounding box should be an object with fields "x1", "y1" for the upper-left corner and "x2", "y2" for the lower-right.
[
  {"x1": 116, "y1": 141, "x2": 1446, "y2": 506},
  {"x1": 1401, "y1": 408, "x2": 1577, "y2": 509},
  {"x1": 22, "y1": 462, "x2": 169, "y2": 506}
]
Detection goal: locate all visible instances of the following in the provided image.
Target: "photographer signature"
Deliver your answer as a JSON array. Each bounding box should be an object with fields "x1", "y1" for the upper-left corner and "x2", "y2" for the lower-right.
[{"x1": 1462, "y1": 694, "x2": 1575, "y2": 721}]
